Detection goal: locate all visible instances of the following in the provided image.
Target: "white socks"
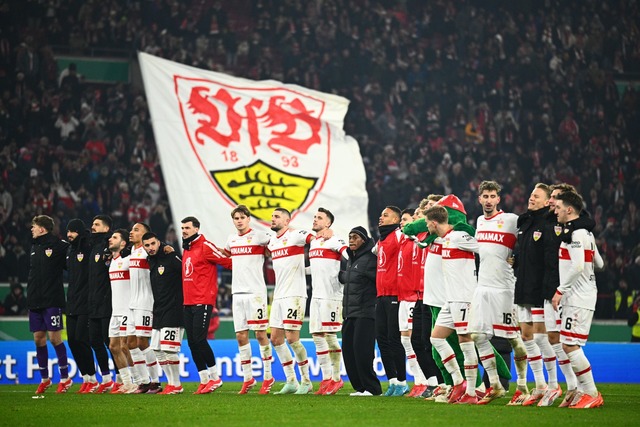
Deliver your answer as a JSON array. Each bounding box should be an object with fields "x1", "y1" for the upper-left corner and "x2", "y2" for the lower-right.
[
  {"x1": 142, "y1": 346, "x2": 160, "y2": 383},
  {"x1": 313, "y1": 335, "x2": 332, "y2": 381},
  {"x1": 535, "y1": 333, "x2": 558, "y2": 388},
  {"x1": 290, "y1": 340, "x2": 310, "y2": 383},
  {"x1": 401, "y1": 335, "x2": 427, "y2": 385},
  {"x1": 568, "y1": 348, "x2": 597, "y2": 397},
  {"x1": 239, "y1": 344, "x2": 253, "y2": 382},
  {"x1": 553, "y1": 342, "x2": 578, "y2": 390},
  {"x1": 509, "y1": 336, "x2": 529, "y2": 388},
  {"x1": 325, "y1": 334, "x2": 343, "y2": 382},
  {"x1": 460, "y1": 341, "x2": 478, "y2": 396},
  {"x1": 274, "y1": 343, "x2": 296, "y2": 382},
  {"x1": 260, "y1": 344, "x2": 273, "y2": 380},
  {"x1": 431, "y1": 337, "x2": 463, "y2": 385},
  {"x1": 523, "y1": 339, "x2": 547, "y2": 389}
]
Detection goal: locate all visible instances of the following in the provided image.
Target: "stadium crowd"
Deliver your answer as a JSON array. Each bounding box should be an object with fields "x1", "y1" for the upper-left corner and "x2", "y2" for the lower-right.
[{"x1": 0, "y1": 0, "x2": 639, "y2": 320}]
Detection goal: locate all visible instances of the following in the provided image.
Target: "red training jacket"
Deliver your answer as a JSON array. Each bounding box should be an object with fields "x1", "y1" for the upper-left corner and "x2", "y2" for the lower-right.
[{"x1": 182, "y1": 234, "x2": 232, "y2": 305}]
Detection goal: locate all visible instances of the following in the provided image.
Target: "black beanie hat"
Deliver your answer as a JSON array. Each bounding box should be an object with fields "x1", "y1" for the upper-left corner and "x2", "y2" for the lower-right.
[
  {"x1": 67, "y1": 218, "x2": 86, "y2": 233},
  {"x1": 349, "y1": 226, "x2": 369, "y2": 241}
]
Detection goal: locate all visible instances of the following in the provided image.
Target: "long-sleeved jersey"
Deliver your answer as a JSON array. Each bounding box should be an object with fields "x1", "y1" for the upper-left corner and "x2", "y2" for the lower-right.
[
  {"x1": 374, "y1": 228, "x2": 402, "y2": 297},
  {"x1": 397, "y1": 235, "x2": 419, "y2": 302},
  {"x1": 557, "y1": 228, "x2": 604, "y2": 310},
  {"x1": 423, "y1": 238, "x2": 445, "y2": 308},
  {"x1": 476, "y1": 211, "x2": 517, "y2": 290},
  {"x1": 441, "y1": 229, "x2": 478, "y2": 303}
]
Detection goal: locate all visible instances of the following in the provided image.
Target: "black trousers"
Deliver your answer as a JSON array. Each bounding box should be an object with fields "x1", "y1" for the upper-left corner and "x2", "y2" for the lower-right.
[
  {"x1": 342, "y1": 317, "x2": 382, "y2": 395},
  {"x1": 67, "y1": 314, "x2": 96, "y2": 376},
  {"x1": 88, "y1": 316, "x2": 112, "y2": 375},
  {"x1": 375, "y1": 296, "x2": 406, "y2": 381},
  {"x1": 184, "y1": 305, "x2": 216, "y2": 372},
  {"x1": 411, "y1": 301, "x2": 442, "y2": 382}
]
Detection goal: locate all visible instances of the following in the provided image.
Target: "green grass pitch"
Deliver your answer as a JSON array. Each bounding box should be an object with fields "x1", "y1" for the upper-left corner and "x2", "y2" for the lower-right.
[{"x1": 1, "y1": 383, "x2": 638, "y2": 426}]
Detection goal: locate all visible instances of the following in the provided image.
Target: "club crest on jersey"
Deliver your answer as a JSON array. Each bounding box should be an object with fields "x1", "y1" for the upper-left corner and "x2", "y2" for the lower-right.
[
  {"x1": 45, "y1": 248, "x2": 53, "y2": 257},
  {"x1": 77, "y1": 253, "x2": 84, "y2": 262},
  {"x1": 497, "y1": 219, "x2": 504, "y2": 229},
  {"x1": 533, "y1": 231, "x2": 542, "y2": 241},
  {"x1": 282, "y1": 239, "x2": 288, "y2": 246},
  {"x1": 158, "y1": 266, "x2": 165, "y2": 275},
  {"x1": 554, "y1": 225, "x2": 562, "y2": 236},
  {"x1": 176, "y1": 77, "x2": 331, "y2": 226},
  {"x1": 95, "y1": 254, "x2": 101, "y2": 262}
]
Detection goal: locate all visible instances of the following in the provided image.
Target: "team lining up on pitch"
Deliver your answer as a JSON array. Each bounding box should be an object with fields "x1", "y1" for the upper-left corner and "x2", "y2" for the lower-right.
[{"x1": 27, "y1": 180, "x2": 603, "y2": 408}]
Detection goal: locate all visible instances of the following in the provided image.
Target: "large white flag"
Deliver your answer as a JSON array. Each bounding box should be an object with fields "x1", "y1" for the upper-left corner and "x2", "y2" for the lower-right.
[{"x1": 139, "y1": 52, "x2": 369, "y2": 245}]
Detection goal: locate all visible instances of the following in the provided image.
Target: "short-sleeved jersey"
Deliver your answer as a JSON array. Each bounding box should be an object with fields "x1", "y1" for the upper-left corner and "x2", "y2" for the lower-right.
[
  {"x1": 423, "y1": 239, "x2": 446, "y2": 308},
  {"x1": 558, "y1": 228, "x2": 604, "y2": 310},
  {"x1": 109, "y1": 254, "x2": 131, "y2": 316},
  {"x1": 309, "y1": 235, "x2": 347, "y2": 300},
  {"x1": 129, "y1": 245, "x2": 153, "y2": 311},
  {"x1": 476, "y1": 211, "x2": 518, "y2": 290},
  {"x1": 225, "y1": 228, "x2": 271, "y2": 295},
  {"x1": 441, "y1": 230, "x2": 478, "y2": 303},
  {"x1": 268, "y1": 228, "x2": 313, "y2": 299}
]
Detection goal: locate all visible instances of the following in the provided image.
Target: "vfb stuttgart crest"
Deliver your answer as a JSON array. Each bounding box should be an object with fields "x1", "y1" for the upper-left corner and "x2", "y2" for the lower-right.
[
  {"x1": 177, "y1": 77, "x2": 330, "y2": 224},
  {"x1": 45, "y1": 248, "x2": 53, "y2": 257},
  {"x1": 77, "y1": 253, "x2": 84, "y2": 262},
  {"x1": 158, "y1": 266, "x2": 165, "y2": 275}
]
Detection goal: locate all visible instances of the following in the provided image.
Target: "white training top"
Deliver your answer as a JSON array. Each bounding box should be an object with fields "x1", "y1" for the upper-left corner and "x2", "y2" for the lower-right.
[
  {"x1": 423, "y1": 239, "x2": 446, "y2": 308},
  {"x1": 109, "y1": 254, "x2": 131, "y2": 316},
  {"x1": 129, "y1": 244, "x2": 153, "y2": 311},
  {"x1": 268, "y1": 228, "x2": 313, "y2": 299},
  {"x1": 441, "y1": 229, "x2": 478, "y2": 303},
  {"x1": 309, "y1": 235, "x2": 347, "y2": 300},
  {"x1": 476, "y1": 211, "x2": 518, "y2": 290},
  {"x1": 558, "y1": 228, "x2": 604, "y2": 310},
  {"x1": 225, "y1": 228, "x2": 271, "y2": 295}
]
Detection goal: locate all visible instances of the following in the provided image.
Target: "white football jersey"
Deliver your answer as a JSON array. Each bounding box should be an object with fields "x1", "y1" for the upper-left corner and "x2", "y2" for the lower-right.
[
  {"x1": 441, "y1": 230, "x2": 478, "y2": 303},
  {"x1": 268, "y1": 228, "x2": 313, "y2": 299},
  {"x1": 109, "y1": 254, "x2": 131, "y2": 316},
  {"x1": 558, "y1": 228, "x2": 604, "y2": 310},
  {"x1": 309, "y1": 235, "x2": 347, "y2": 300},
  {"x1": 476, "y1": 211, "x2": 518, "y2": 290},
  {"x1": 225, "y1": 228, "x2": 271, "y2": 295},
  {"x1": 129, "y1": 244, "x2": 153, "y2": 311},
  {"x1": 423, "y1": 239, "x2": 446, "y2": 308}
]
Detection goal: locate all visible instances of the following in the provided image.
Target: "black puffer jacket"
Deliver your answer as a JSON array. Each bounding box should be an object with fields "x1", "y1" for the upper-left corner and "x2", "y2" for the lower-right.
[
  {"x1": 27, "y1": 233, "x2": 69, "y2": 310},
  {"x1": 66, "y1": 228, "x2": 91, "y2": 315},
  {"x1": 514, "y1": 207, "x2": 549, "y2": 306},
  {"x1": 542, "y1": 211, "x2": 596, "y2": 300},
  {"x1": 340, "y1": 238, "x2": 377, "y2": 319},
  {"x1": 87, "y1": 232, "x2": 112, "y2": 318}
]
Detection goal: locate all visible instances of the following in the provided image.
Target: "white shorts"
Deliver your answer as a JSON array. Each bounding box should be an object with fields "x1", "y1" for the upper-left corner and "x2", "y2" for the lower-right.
[
  {"x1": 544, "y1": 299, "x2": 562, "y2": 332},
  {"x1": 560, "y1": 305, "x2": 594, "y2": 347},
  {"x1": 151, "y1": 327, "x2": 184, "y2": 352},
  {"x1": 269, "y1": 296, "x2": 306, "y2": 331},
  {"x1": 469, "y1": 287, "x2": 519, "y2": 339},
  {"x1": 309, "y1": 298, "x2": 342, "y2": 333},
  {"x1": 108, "y1": 315, "x2": 131, "y2": 338},
  {"x1": 435, "y1": 301, "x2": 471, "y2": 335},
  {"x1": 398, "y1": 301, "x2": 416, "y2": 332},
  {"x1": 130, "y1": 309, "x2": 153, "y2": 337},
  {"x1": 516, "y1": 305, "x2": 544, "y2": 324},
  {"x1": 233, "y1": 293, "x2": 269, "y2": 332}
]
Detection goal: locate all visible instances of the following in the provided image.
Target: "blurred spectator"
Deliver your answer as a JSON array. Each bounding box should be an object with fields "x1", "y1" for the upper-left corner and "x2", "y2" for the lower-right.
[{"x1": 3, "y1": 282, "x2": 27, "y2": 316}]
